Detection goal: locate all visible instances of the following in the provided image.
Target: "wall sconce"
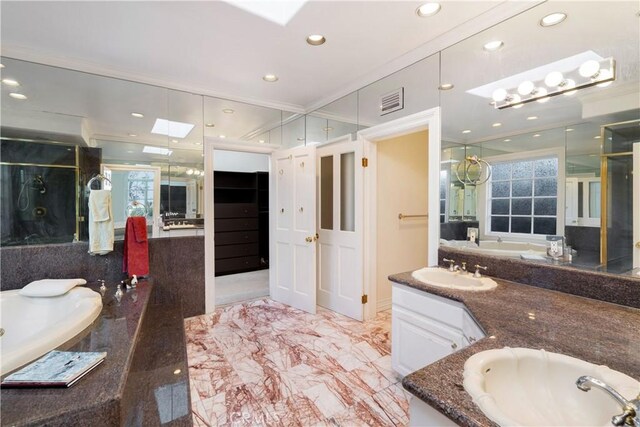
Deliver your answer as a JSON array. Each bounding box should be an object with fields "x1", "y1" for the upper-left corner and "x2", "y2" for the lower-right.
[{"x1": 491, "y1": 57, "x2": 615, "y2": 109}]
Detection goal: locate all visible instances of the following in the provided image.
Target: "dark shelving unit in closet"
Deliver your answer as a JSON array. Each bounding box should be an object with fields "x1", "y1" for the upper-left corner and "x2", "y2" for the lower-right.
[{"x1": 213, "y1": 171, "x2": 269, "y2": 276}]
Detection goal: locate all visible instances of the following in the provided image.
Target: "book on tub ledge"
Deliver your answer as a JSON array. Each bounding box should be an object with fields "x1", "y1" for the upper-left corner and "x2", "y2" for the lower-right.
[{"x1": 1, "y1": 351, "x2": 106, "y2": 388}]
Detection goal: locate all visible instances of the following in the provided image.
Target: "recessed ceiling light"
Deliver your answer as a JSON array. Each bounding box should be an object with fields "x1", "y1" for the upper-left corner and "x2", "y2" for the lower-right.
[
  {"x1": 9, "y1": 93, "x2": 27, "y2": 100},
  {"x1": 219, "y1": 135, "x2": 226, "y2": 139},
  {"x1": 173, "y1": 369, "x2": 181, "y2": 375},
  {"x1": 128, "y1": 133, "x2": 137, "y2": 137},
  {"x1": 263, "y1": 74, "x2": 278, "y2": 82},
  {"x1": 258, "y1": 139, "x2": 265, "y2": 143},
  {"x1": 205, "y1": 123, "x2": 215, "y2": 127},
  {"x1": 222, "y1": 108, "x2": 234, "y2": 114},
  {"x1": 504, "y1": 139, "x2": 511, "y2": 142},
  {"x1": 527, "y1": 116, "x2": 538, "y2": 120},
  {"x1": 171, "y1": 139, "x2": 179, "y2": 143},
  {"x1": 438, "y1": 83, "x2": 454, "y2": 90},
  {"x1": 540, "y1": 12, "x2": 567, "y2": 27},
  {"x1": 462, "y1": 130, "x2": 471, "y2": 134},
  {"x1": 131, "y1": 112, "x2": 144, "y2": 118},
  {"x1": 483, "y1": 40, "x2": 504, "y2": 52},
  {"x1": 2, "y1": 78, "x2": 20, "y2": 86},
  {"x1": 492, "y1": 122, "x2": 502, "y2": 127},
  {"x1": 151, "y1": 118, "x2": 195, "y2": 138},
  {"x1": 533, "y1": 134, "x2": 541, "y2": 138},
  {"x1": 306, "y1": 34, "x2": 326, "y2": 46},
  {"x1": 416, "y1": 2, "x2": 441, "y2": 17},
  {"x1": 143, "y1": 146, "x2": 172, "y2": 156},
  {"x1": 566, "y1": 128, "x2": 574, "y2": 132},
  {"x1": 594, "y1": 135, "x2": 601, "y2": 139}
]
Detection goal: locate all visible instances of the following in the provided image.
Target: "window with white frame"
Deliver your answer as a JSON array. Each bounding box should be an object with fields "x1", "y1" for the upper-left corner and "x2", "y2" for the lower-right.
[{"x1": 488, "y1": 156, "x2": 559, "y2": 236}]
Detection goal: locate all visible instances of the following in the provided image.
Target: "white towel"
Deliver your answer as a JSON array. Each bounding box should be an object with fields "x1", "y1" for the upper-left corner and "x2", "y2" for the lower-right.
[
  {"x1": 88, "y1": 190, "x2": 114, "y2": 255},
  {"x1": 19, "y1": 278, "x2": 87, "y2": 297}
]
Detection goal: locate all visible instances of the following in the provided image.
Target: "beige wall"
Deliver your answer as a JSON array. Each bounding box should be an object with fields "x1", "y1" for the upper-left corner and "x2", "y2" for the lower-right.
[{"x1": 376, "y1": 130, "x2": 429, "y2": 311}]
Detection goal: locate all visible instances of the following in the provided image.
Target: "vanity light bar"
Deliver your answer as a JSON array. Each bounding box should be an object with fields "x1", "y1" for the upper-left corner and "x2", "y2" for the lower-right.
[{"x1": 493, "y1": 57, "x2": 615, "y2": 110}]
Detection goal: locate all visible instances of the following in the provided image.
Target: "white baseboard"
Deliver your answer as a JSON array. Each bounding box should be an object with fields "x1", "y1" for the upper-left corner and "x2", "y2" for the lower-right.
[{"x1": 377, "y1": 297, "x2": 392, "y2": 312}]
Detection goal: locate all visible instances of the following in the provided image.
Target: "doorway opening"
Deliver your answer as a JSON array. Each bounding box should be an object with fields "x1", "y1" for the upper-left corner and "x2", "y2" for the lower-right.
[{"x1": 211, "y1": 149, "x2": 271, "y2": 306}]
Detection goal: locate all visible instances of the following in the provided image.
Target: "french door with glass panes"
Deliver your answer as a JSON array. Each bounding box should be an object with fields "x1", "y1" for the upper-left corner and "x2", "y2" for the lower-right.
[{"x1": 316, "y1": 138, "x2": 364, "y2": 320}]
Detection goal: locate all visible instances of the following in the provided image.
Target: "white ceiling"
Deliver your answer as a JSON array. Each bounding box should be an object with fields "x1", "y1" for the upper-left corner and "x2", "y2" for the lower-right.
[{"x1": 0, "y1": 0, "x2": 529, "y2": 111}]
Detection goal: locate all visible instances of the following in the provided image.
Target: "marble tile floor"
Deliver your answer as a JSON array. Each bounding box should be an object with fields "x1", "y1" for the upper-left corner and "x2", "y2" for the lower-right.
[{"x1": 185, "y1": 299, "x2": 410, "y2": 426}]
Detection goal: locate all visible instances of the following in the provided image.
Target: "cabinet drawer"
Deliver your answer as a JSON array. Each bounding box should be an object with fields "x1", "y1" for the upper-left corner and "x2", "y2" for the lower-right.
[
  {"x1": 215, "y1": 256, "x2": 260, "y2": 274},
  {"x1": 215, "y1": 243, "x2": 259, "y2": 260},
  {"x1": 214, "y1": 203, "x2": 257, "y2": 218},
  {"x1": 215, "y1": 231, "x2": 259, "y2": 245},
  {"x1": 392, "y1": 282, "x2": 465, "y2": 330},
  {"x1": 215, "y1": 218, "x2": 259, "y2": 232}
]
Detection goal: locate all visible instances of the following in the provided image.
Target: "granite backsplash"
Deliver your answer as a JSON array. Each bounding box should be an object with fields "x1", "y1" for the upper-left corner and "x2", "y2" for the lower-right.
[
  {"x1": 0, "y1": 236, "x2": 205, "y2": 318},
  {"x1": 439, "y1": 246, "x2": 640, "y2": 309}
]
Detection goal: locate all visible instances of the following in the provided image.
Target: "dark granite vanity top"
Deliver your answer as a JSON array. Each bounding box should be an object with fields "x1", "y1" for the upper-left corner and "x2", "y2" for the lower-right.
[
  {"x1": 1, "y1": 282, "x2": 151, "y2": 426},
  {"x1": 389, "y1": 272, "x2": 640, "y2": 427}
]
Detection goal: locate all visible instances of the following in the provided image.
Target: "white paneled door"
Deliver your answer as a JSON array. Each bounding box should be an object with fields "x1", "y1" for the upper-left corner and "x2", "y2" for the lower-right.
[
  {"x1": 316, "y1": 138, "x2": 364, "y2": 320},
  {"x1": 634, "y1": 142, "x2": 639, "y2": 269},
  {"x1": 270, "y1": 146, "x2": 317, "y2": 314}
]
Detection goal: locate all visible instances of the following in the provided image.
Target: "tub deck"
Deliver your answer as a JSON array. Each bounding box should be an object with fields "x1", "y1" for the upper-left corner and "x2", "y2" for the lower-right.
[{"x1": 0, "y1": 280, "x2": 192, "y2": 426}]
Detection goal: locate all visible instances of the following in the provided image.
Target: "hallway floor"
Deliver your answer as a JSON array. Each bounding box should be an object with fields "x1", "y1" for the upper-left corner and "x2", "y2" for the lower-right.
[
  {"x1": 185, "y1": 299, "x2": 410, "y2": 426},
  {"x1": 215, "y1": 270, "x2": 270, "y2": 306}
]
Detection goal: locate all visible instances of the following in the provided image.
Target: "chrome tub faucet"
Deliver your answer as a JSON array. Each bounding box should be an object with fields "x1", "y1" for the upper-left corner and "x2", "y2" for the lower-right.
[{"x1": 576, "y1": 376, "x2": 640, "y2": 426}]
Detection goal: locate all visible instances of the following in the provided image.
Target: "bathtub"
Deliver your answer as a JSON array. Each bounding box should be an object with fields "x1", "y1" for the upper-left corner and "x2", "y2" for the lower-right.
[
  {"x1": 1, "y1": 286, "x2": 103, "y2": 375},
  {"x1": 440, "y1": 239, "x2": 548, "y2": 258}
]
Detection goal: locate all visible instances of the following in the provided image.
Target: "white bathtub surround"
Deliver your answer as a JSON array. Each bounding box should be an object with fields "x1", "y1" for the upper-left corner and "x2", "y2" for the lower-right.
[
  {"x1": 441, "y1": 239, "x2": 547, "y2": 258},
  {"x1": 88, "y1": 189, "x2": 114, "y2": 255},
  {"x1": 0, "y1": 287, "x2": 103, "y2": 375},
  {"x1": 18, "y1": 278, "x2": 87, "y2": 297}
]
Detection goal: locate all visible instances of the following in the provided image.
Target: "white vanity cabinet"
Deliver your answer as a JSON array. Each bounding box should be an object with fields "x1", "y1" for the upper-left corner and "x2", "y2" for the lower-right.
[
  {"x1": 391, "y1": 282, "x2": 484, "y2": 377},
  {"x1": 391, "y1": 282, "x2": 486, "y2": 426}
]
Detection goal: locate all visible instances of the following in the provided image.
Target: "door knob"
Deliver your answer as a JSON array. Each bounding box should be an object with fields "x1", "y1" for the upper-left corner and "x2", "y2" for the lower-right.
[
  {"x1": 305, "y1": 233, "x2": 319, "y2": 243},
  {"x1": 636, "y1": 241, "x2": 640, "y2": 249}
]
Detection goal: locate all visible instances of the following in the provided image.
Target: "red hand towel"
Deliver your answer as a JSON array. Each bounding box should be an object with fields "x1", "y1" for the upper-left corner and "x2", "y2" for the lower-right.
[{"x1": 123, "y1": 217, "x2": 149, "y2": 277}]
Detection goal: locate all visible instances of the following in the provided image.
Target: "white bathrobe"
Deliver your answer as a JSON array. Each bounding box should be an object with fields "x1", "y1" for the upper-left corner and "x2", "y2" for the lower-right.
[{"x1": 88, "y1": 190, "x2": 114, "y2": 255}]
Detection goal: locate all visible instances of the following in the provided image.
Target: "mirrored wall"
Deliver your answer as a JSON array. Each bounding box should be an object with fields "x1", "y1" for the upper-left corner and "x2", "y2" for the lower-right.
[{"x1": 0, "y1": 57, "x2": 295, "y2": 246}]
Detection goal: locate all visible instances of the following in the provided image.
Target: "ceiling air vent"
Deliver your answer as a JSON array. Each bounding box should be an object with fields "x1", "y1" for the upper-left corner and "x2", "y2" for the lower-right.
[{"x1": 380, "y1": 88, "x2": 404, "y2": 116}]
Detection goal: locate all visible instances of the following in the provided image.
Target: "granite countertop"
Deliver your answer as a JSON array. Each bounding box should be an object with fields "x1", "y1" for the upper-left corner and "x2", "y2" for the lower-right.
[
  {"x1": 389, "y1": 272, "x2": 640, "y2": 427},
  {"x1": 1, "y1": 281, "x2": 152, "y2": 426}
]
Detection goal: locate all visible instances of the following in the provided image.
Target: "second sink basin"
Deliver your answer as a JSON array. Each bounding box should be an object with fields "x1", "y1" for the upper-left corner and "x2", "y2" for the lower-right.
[
  {"x1": 411, "y1": 267, "x2": 497, "y2": 291},
  {"x1": 463, "y1": 347, "x2": 640, "y2": 427}
]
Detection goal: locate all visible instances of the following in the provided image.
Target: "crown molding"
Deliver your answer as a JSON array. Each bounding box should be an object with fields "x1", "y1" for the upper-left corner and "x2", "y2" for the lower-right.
[
  {"x1": 0, "y1": 44, "x2": 306, "y2": 114},
  {"x1": 303, "y1": 0, "x2": 544, "y2": 113}
]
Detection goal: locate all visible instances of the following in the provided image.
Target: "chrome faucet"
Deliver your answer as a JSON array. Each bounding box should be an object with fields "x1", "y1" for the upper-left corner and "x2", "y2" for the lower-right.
[
  {"x1": 473, "y1": 264, "x2": 487, "y2": 278},
  {"x1": 443, "y1": 258, "x2": 456, "y2": 272},
  {"x1": 576, "y1": 376, "x2": 640, "y2": 426},
  {"x1": 460, "y1": 262, "x2": 468, "y2": 274}
]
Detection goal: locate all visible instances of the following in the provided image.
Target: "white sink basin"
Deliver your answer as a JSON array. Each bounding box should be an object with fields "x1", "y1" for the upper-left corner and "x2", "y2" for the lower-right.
[
  {"x1": 411, "y1": 267, "x2": 497, "y2": 291},
  {"x1": 463, "y1": 347, "x2": 640, "y2": 426}
]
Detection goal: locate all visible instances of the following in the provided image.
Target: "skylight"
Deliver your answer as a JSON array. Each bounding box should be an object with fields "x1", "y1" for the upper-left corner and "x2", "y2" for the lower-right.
[
  {"x1": 143, "y1": 146, "x2": 173, "y2": 156},
  {"x1": 222, "y1": 0, "x2": 307, "y2": 26},
  {"x1": 151, "y1": 119, "x2": 195, "y2": 139}
]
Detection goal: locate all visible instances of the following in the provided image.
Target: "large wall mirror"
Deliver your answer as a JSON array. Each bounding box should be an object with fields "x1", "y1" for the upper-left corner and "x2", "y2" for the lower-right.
[
  {"x1": 0, "y1": 58, "x2": 291, "y2": 247},
  {"x1": 439, "y1": 1, "x2": 640, "y2": 275}
]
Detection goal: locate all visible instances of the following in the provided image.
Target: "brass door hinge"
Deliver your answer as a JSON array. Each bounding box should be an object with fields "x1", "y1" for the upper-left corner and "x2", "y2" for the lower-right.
[
  {"x1": 361, "y1": 294, "x2": 368, "y2": 304},
  {"x1": 362, "y1": 157, "x2": 368, "y2": 167}
]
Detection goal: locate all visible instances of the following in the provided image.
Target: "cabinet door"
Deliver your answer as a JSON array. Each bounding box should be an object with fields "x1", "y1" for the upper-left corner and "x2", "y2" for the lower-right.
[{"x1": 392, "y1": 306, "x2": 464, "y2": 377}]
